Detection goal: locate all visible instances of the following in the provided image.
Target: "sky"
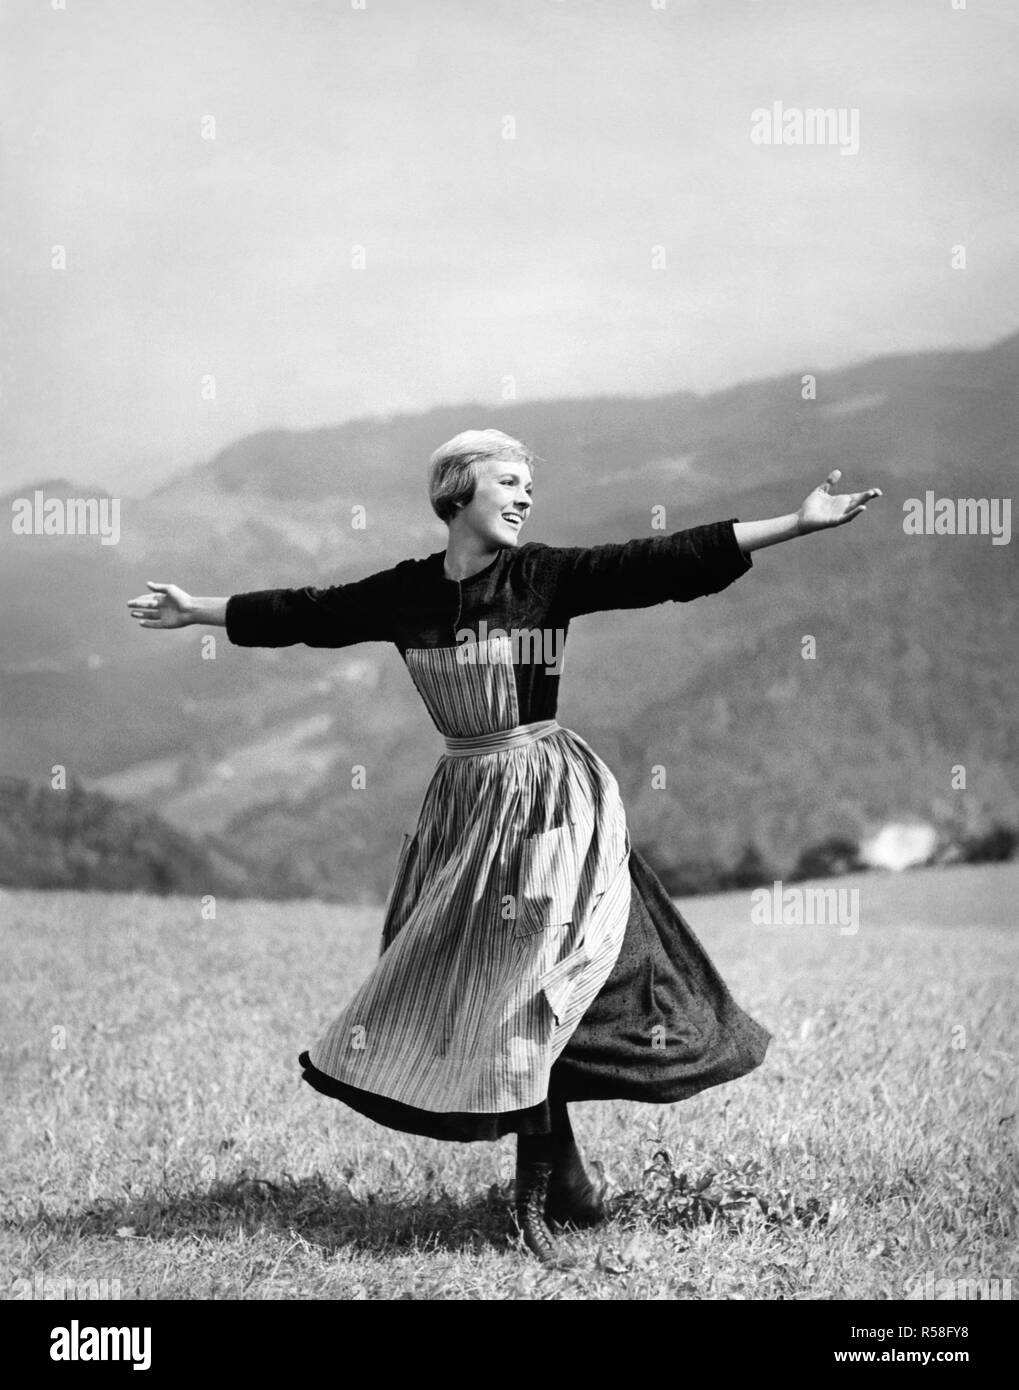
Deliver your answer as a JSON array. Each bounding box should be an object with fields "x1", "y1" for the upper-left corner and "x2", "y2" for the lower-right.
[{"x1": 1, "y1": 0, "x2": 1017, "y2": 495}]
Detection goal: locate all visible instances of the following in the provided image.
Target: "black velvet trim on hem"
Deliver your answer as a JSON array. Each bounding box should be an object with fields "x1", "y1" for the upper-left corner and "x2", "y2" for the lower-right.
[
  {"x1": 295, "y1": 846, "x2": 772, "y2": 1144},
  {"x1": 298, "y1": 1051, "x2": 554, "y2": 1142}
]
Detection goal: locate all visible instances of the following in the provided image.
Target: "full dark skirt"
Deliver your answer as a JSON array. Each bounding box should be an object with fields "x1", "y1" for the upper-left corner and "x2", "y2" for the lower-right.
[{"x1": 298, "y1": 847, "x2": 771, "y2": 1141}]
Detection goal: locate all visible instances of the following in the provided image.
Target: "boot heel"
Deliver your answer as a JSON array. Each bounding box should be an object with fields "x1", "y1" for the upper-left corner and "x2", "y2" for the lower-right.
[{"x1": 546, "y1": 1142, "x2": 607, "y2": 1229}]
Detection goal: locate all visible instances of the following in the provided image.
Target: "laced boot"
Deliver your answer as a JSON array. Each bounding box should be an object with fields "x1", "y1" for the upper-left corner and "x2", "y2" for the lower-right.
[{"x1": 514, "y1": 1148, "x2": 578, "y2": 1267}]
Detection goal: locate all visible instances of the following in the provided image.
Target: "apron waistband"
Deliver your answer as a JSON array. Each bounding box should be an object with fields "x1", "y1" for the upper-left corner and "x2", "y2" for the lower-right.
[{"x1": 442, "y1": 719, "x2": 561, "y2": 758}]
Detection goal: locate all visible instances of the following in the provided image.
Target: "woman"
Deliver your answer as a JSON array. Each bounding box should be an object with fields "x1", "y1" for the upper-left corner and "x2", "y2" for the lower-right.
[{"x1": 128, "y1": 429, "x2": 881, "y2": 1266}]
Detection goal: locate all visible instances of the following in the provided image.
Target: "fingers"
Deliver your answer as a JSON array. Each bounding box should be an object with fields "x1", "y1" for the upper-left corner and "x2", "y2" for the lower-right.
[
  {"x1": 128, "y1": 582, "x2": 174, "y2": 611},
  {"x1": 819, "y1": 475, "x2": 882, "y2": 501},
  {"x1": 128, "y1": 592, "x2": 165, "y2": 624},
  {"x1": 127, "y1": 584, "x2": 176, "y2": 629}
]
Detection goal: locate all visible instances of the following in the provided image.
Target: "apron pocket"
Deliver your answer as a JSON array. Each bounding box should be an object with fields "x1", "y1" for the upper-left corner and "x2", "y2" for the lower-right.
[
  {"x1": 515, "y1": 822, "x2": 581, "y2": 938},
  {"x1": 540, "y1": 949, "x2": 590, "y2": 1024}
]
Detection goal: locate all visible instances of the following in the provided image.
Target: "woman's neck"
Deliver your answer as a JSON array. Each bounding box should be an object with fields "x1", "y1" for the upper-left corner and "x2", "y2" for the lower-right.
[{"x1": 442, "y1": 532, "x2": 502, "y2": 582}]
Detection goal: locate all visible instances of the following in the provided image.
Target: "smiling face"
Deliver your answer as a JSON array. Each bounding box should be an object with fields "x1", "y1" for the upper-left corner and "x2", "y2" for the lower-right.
[{"x1": 453, "y1": 455, "x2": 533, "y2": 549}]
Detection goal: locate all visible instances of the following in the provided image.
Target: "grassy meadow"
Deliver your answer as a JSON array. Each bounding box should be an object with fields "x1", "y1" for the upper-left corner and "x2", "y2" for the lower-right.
[{"x1": 1, "y1": 864, "x2": 1016, "y2": 1301}]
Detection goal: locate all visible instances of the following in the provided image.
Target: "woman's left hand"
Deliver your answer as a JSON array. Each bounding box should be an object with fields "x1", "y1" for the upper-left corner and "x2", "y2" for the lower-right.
[{"x1": 797, "y1": 470, "x2": 882, "y2": 533}]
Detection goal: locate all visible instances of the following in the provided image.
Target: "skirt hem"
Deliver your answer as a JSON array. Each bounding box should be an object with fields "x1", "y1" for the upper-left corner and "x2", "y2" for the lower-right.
[{"x1": 297, "y1": 847, "x2": 771, "y2": 1143}]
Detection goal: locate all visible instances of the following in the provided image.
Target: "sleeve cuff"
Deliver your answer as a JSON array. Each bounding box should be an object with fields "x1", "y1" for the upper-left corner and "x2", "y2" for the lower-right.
[
  {"x1": 720, "y1": 517, "x2": 753, "y2": 576},
  {"x1": 224, "y1": 593, "x2": 262, "y2": 646}
]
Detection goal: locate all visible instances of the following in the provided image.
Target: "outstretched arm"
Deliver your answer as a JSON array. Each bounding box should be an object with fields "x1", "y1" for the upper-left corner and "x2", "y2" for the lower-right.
[
  {"x1": 128, "y1": 565, "x2": 401, "y2": 648},
  {"x1": 535, "y1": 469, "x2": 882, "y2": 619},
  {"x1": 733, "y1": 470, "x2": 881, "y2": 554}
]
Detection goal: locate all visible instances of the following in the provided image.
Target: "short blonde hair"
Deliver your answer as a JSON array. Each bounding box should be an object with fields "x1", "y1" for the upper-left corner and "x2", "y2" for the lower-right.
[{"x1": 427, "y1": 428, "x2": 538, "y2": 524}]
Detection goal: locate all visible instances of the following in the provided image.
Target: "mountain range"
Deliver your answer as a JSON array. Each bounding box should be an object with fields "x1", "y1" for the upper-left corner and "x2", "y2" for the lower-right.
[{"x1": 1, "y1": 332, "x2": 1016, "y2": 899}]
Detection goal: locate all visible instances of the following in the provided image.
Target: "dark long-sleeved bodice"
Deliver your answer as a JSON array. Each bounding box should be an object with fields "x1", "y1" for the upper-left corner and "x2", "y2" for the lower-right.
[{"x1": 225, "y1": 519, "x2": 752, "y2": 728}]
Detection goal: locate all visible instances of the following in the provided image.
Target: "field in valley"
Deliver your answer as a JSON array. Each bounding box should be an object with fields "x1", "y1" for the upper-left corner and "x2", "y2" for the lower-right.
[{"x1": 1, "y1": 864, "x2": 1015, "y2": 1301}]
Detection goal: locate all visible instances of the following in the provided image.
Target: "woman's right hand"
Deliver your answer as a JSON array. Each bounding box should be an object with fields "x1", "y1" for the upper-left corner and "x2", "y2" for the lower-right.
[{"x1": 127, "y1": 582, "x2": 195, "y2": 629}]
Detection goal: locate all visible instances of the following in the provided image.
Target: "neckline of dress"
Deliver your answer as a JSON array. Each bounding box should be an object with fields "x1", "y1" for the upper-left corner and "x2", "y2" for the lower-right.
[{"x1": 432, "y1": 547, "x2": 506, "y2": 585}]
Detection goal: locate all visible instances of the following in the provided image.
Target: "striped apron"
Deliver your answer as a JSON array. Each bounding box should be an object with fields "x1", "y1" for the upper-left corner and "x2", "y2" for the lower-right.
[{"x1": 306, "y1": 634, "x2": 632, "y2": 1114}]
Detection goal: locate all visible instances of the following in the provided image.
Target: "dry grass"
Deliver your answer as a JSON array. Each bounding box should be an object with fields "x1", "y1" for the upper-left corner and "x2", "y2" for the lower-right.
[{"x1": 1, "y1": 865, "x2": 1016, "y2": 1300}]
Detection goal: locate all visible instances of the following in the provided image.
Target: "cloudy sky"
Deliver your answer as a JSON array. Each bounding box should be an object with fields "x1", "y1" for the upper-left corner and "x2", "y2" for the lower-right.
[{"x1": 2, "y1": 0, "x2": 1017, "y2": 495}]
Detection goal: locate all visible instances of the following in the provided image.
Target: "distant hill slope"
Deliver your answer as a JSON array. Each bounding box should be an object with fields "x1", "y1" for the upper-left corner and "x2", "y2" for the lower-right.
[
  {"x1": 1, "y1": 332, "x2": 1016, "y2": 897},
  {"x1": 0, "y1": 778, "x2": 284, "y2": 899}
]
